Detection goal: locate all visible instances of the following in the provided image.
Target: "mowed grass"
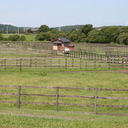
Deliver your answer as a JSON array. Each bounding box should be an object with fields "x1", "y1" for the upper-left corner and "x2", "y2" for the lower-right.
[{"x1": 0, "y1": 109, "x2": 128, "y2": 128}]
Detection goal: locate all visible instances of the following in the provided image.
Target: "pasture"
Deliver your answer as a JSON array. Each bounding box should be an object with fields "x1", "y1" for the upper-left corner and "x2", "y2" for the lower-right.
[
  {"x1": 2, "y1": 34, "x2": 36, "y2": 41},
  {"x1": 0, "y1": 42, "x2": 128, "y2": 127},
  {"x1": 0, "y1": 109, "x2": 128, "y2": 128}
]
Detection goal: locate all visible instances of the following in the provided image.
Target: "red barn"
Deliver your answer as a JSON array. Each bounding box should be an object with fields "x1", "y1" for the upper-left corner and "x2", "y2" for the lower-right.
[{"x1": 52, "y1": 38, "x2": 74, "y2": 51}]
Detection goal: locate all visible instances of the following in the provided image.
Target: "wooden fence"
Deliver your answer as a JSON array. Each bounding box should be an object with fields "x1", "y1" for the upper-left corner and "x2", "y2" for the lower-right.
[
  {"x1": 0, "y1": 48, "x2": 57, "y2": 56},
  {"x1": 0, "y1": 56, "x2": 128, "y2": 70},
  {"x1": 0, "y1": 85, "x2": 128, "y2": 116}
]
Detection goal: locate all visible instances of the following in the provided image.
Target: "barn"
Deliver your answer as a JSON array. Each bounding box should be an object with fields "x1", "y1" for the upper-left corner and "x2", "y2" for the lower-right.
[{"x1": 52, "y1": 38, "x2": 74, "y2": 51}]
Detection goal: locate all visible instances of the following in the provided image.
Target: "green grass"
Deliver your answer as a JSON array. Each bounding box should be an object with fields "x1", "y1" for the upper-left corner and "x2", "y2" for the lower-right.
[
  {"x1": 0, "y1": 69, "x2": 127, "y2": 88},
  {"x1": 0, "y1": 69, "x2": 128, "y2": 114},
  {"x1": 0, "y1": 44, "x2": 128, "y2": 127},
  {"x1": 24, "y1": 35, "x2": 36, "y2": 41},
  {"x1": 2, "y1": 34, "x2": 36, "y2": 41},
  {"x1": 0, "y1": 108, "x2": 128, "y2": 128}
]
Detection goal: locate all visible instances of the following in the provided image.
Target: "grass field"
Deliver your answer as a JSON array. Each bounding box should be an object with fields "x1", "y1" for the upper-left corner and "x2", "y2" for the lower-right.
[
  {"x1": 2, "y1": 34, "x2": 36, "y2": 41},
  {"x1": 0, "y1": 109, "x2": 128, "y2": 128},
  {"x1": 0, "y1": 69, "x2": 128, "y2": 113},
  {"x1": 0, "y1": 42, "x2": 128, "y2": 127}
]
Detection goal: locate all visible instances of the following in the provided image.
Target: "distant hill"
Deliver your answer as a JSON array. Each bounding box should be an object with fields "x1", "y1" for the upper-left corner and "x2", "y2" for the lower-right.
[
  {"x1": 0, "y1": 24, "x2": 25, "y2": 33},
  {"x1": 54, "y1": 25, "x2": 84, "y2": 31},
  {"x1": 0, "y1": 24, "x2": 127, "y2": 33},
  {"x1": 54, "y1": 25, "x2": 127, "y2": 31}
]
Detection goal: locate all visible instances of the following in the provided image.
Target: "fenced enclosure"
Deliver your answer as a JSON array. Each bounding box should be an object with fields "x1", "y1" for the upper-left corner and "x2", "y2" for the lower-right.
[
  {"x1": 0, "y1": 42, "x2": 128, "y2": 70},
  {"x1": 0, "y1": 56, "x2": 128, "y2": 70},
  {"x1": 0, "y1": 48, "x2": 57, "y2": 57},
  {"x1": 0, "y1": 85, "x2": 128, "y2": 116}
]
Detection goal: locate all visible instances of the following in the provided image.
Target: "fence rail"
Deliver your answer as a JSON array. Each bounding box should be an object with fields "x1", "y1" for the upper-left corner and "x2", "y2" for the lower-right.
[
  {"x1": 0, "y1": 56, "x2": 128, "y2": 70},
  {"x1": 0, "y1": 85, "x2": 128, "y2": 116}
]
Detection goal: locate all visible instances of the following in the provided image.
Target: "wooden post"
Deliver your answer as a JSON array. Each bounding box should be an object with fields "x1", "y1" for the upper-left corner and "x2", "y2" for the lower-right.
[
  {"x1": 16, "y1": 57, "x2": 17, "y2": 67},
  {"x1": 80, "y1": 58, "x2": 82, "y2": 69},
  {"x1": 30, "y1": 58, "x2": 32, "y2": 67},
  {"x1": 20, "y1": 58, "x2": 22, "y2": 71},
  {"x1": 55, "y1": 87, "x2": 59, "y2": 111},
  {"x1": 17, "y1": 86, "x2": 21, "y2": 109},
  {"x1": 107, "y1": 56, "x2": 110, "y2": 69},
  {"x1": 50, "y1": 58, "x2": 52, "y2": 69},
  {"x1": 35, "y1": 58, "x2": 37, "y2": 69},
  {"x1": 94, "y1": 88, "x2": 98, "y2": 114},
  {"x1": 65, "y1": 58, "x2": 67, "y2": 69},
  {"x1": 58, "y1": 58, "x2": 60, "y2": 68},
  {"x1": 122, "y1": 58, "x2": 124, "y2": 69},
  {"x1": 4, "y1": 58, "x2": 6, "y2": 71},
  {"x1": 94, "y1": 55, "x2": 96, "y2": 69},
  {"x1": 72, "y1": 58, "x2": 74, "y2": 68}
]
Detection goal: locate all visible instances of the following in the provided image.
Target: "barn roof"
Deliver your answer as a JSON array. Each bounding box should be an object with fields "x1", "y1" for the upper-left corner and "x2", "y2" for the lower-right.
[{"x1": 52, "y1": 38, "x2": 71, "y2": 43}]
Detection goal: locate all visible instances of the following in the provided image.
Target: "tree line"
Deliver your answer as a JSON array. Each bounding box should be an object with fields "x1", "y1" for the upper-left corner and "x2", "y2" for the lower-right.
[
  {"x1": 35, "y1": 24, "x2": 128, "y2": 44},
  {"x1": 0, "y1": 24, "x2": 128, "y2": 44},
  {"x1": 0, "y1": 34, "x2": 26, "y2": 41}
]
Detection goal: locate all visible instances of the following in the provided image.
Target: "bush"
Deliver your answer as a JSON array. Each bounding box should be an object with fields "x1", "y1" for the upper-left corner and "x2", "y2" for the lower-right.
[{"x1": 8, "y1": 35, "x2": 26, "y2": 41}]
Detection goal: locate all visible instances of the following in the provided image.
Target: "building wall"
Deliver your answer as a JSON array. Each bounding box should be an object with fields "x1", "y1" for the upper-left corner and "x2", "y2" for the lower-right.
[
  {"x1": 53, "y1": 44, "x2": 56, "y2": 50},
  {"x1": 53, "y1": 42, "x2": 71, "y2": 50}
]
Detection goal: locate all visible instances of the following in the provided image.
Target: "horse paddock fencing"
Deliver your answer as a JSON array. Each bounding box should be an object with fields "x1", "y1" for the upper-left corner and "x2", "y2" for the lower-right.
[
  {"x1": 0, "y1": 56, "x2": 128, "y2": 70},
  {"x1": 0, "y1": 85, "x2": 128, "y2": 116}
]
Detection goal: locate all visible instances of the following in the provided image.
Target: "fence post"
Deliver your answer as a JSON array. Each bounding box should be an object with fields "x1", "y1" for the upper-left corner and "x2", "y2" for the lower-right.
[
  {"x1": 122, "y1": 58, "x2": 124, "y2": 69},
  {"x1": 80, "y1": 58, "x2": 82, "y2": 69},
  {"x1": 35, "y1": 58, "x2": 37, "y2": 69},
  {"x1": 72, "y1": 58, "x2": 74, "y2": 68},
  {"x1": 94, "y1": 88, "x2": 98, "y2": 114},
  {"x1": 20, "y1": 58, "x2": 22, "y2": 71},
  {"x1": 4, "y1": 58, "x2": 6, "y2": 71},
  {"x1": 94, "y1": 55, "x2": 96, "y2": 69},
  {"x1": 17, "y1": 86, "x2": 21, "y2": 109},
  {"x1": 30, "y1": 58, "x2": 32, "y2": 68},
  {"x1": 50, "y1": 58, "x2": 52, "y2": 69},
  {"x1": 65, "y1": 58, "x2": 67, "y2": 69},
  {"x1": 55, "y1": 87, "x2": 59, "y2": 111}
]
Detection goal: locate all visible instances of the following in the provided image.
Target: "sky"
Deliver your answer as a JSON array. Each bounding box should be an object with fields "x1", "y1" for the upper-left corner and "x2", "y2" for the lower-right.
[{"x1": 1, "y1": 0, "x2": 128, "y2": 28}]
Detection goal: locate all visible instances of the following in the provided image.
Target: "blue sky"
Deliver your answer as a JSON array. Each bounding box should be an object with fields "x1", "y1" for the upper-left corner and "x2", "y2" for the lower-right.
[{"x1": 1, "y1": 0, "x2": 128, "y2": 28}]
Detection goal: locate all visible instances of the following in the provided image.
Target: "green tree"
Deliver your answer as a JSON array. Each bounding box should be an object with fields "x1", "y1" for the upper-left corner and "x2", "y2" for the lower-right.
[
  {"x1": 80, "y1": 24, "x2": 93, "y2": 36},
  {"x1": 27, "y1": 28, "x2": 33, "y2": 34},
  {"x1": 0, "y1": 34, "x2": 3, "y2": 40},
  {"x1": 117, "y1": 33, "x2": 128, "y2": 44},
  {"x1": 119, "y1": 26, "x2": 128, "y2": 33},
  {"x1": 8, "y1": 35, "x2": 13, "y2": 41},
  {"x1": 20, "y1": 35, "x2": 26, "y2": 41},
  {"x1": 56, "y1": 31, "x2": 67, "y2": 39},
  {"x1": 101, "y1": 26, "x2": 119, "y2": 42},
  {"x1": 8, "y1": 35, "x2": 20, "y2": 41},
  {"x1": 87, "y1": 30, "x2": 110, "y2": 43},
  {"x1": 38, "y1": 25, "x2": 49, "y2": 33},
  {"x1": 76, "y1": 31, "x2": 86, "y2": 42},
  {"x1": 36, "y1": 32, "x2": 51, "y2": 41}
]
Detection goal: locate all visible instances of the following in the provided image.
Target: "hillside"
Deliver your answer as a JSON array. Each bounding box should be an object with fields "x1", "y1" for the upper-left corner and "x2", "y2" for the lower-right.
[
  {"x1": 54, "y1": 25, "x2": 84, "y2": 31},
  {"x1": 0, "y1": 24, "x2": 25, "y2": 33}
]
